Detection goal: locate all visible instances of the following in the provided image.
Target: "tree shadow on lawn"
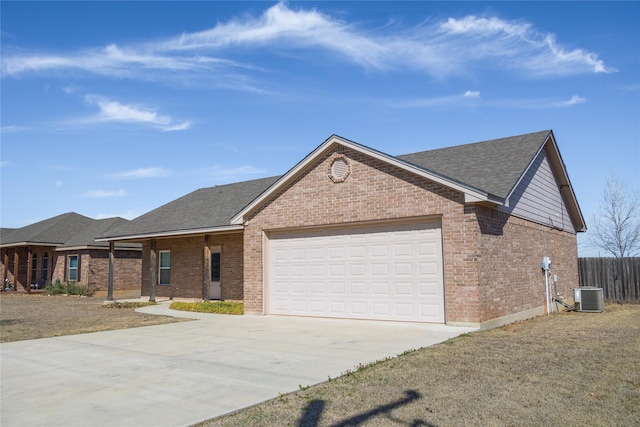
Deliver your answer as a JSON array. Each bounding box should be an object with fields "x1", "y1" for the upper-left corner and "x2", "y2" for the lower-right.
[{"x1": 296, "y1": 389, "x2": 436, "y2": 427}]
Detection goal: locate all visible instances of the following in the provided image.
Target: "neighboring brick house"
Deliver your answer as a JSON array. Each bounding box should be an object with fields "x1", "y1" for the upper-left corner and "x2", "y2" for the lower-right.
[
  {"x1": 1, "y1": 213, "x2": 142, "y2": 298},
  {"x1": 100, "y1": 130, "x2": 585, "y2": 328}
]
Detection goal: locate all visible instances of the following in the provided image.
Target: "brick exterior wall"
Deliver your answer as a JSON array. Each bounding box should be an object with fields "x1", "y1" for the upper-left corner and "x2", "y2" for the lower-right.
[
  {"x1": 51, "y1": 249, "x2": 142, "y2": 297},
  {"x1": 242, "y1": 145, "x2": 579, "y2": 325},
  {"x1": 86, "y1": 250, "x2": 142, "y2": 298},
  {"x1": 475, "y1": 206, "x2": 578, "y2": 322},
  {"x1": 140, "y1": 232, "x2": 243, "y2": 300}
]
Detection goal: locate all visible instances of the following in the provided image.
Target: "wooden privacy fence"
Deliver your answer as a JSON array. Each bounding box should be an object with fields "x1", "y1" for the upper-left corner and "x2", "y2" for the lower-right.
[{"x1": 578, "y1": 257, "x2": 640, "y2": 303}]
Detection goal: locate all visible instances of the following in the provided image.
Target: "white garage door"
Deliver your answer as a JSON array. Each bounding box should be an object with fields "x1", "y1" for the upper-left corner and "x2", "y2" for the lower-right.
[{"x1": 267, "y1": 221, "x2": 444, "y2": 323}]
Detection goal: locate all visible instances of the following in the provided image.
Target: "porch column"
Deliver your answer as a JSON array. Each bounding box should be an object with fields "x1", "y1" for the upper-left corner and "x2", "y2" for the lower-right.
[
  {"x1": 107, "y1": 241, "x2": 115, "y2": 301},
  {"x1": 13, "y1": 251, "x2": 19, "y2": 292},
  {"x1": 26, "y1": 247, "x2": 32, "y2": 293},
  {"x1": 149, "y1": 239, "x2": 157, "y2": 303},
  {"x1": 2, "y1": 249, "x2": 7, "y2": 288},
  {"x1": 203, "y1": 235, "x2": 211, "y2": 301}
]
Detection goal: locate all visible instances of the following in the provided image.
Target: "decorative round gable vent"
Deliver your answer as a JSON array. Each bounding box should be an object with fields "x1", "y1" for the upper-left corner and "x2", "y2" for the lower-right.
[{"x1": 329, "y1": 155, "x2": 351, "y2": 183}]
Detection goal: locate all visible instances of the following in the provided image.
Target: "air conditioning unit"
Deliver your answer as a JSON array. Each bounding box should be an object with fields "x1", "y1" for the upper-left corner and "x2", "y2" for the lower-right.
[{"x1": 574, "y1": 287, "x2": 605, "y2": 312}]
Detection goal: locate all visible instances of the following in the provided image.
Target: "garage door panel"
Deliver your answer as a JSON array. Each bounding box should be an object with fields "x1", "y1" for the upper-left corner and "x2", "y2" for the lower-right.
[
  {"x1": 267, "y1": 221, "x2": 444, "y2": 323},
  {"x1": 350, "y1": 282, "x2": 366, "y2": 294},
  {"x1": 371, "y1": 263, "x2": 388, "y2": 276},
  {"x1": 372, "y1": 302, "x2": 391, "y2": 316},
  {"x1": 395, "y1": 263, "x2": 413, "y2": 275},
  {"x1": 309, "y1": 282, "x2": 324, "y2": 294},
  {"x1": 420, "y1": 281, "x2": 441, "y2": 295},
  {"x1": 330, "y1": 301, "x2": 346, "y2": 314}
]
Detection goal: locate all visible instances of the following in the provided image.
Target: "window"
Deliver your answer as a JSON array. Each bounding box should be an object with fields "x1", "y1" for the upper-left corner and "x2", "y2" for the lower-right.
[
  {"x1": 31, "y1": 254, "x2": 37, "y2": 283},
  {"x1": 211, "y1": 251, "x2": 221, "y2": 282},
  {"x1": 159, "y1": 251, "x2": 170, "y2": 285},
  {"x1": 42, "y1": 254, "x2": 49, "y2": 281},
  {"x1": 68, "y1": 255, "x2": 78, "y2": 282}
]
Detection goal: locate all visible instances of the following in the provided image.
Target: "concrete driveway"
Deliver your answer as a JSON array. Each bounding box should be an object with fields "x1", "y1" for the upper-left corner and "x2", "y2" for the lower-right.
[{"x1": 1, "y1": 302, "x2": 476, "y2": 427}]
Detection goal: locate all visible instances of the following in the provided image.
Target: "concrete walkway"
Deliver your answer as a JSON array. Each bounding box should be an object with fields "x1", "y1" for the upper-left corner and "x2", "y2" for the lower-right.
[{"x1": 1, "y1": 302, "x2": 476, "y2": 427}]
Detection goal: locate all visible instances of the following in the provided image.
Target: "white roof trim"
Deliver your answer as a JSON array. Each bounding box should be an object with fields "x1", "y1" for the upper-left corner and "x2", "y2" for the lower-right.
[
  {"x1": 232, "y1": 135, "x2": 491, "y2": 225},
  {"x1": 0, "y1": 242, "x2": 59, "y2": 248},
  {"x1": 56, "y1": 245, "x2": 142, "y2": 252},
  {"x1": 96, "y1": 225, "x2": 244, "y2": 242}
]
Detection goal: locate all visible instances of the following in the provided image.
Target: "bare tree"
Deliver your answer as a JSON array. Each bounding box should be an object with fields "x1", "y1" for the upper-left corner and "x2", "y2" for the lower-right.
[{"x1": 588, "y1": 174, "x2": 640, "y2": 257}]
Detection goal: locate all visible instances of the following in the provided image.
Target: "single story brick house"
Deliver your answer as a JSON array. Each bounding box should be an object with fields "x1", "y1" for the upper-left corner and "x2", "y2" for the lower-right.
[
  {"x1": 100, "y1": 130, "x2": 585, "y2": 328},
  {"x1": 1, "y1": 213, "x2": 142, "y2": 298}
]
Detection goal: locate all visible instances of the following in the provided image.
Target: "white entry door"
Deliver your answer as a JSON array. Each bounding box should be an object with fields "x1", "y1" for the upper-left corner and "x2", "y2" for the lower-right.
[
  {"x1": 267, "y1": 221, "x2": 444, "y2": 323},
  {"x1": 208, "y1": 247, "x2": 221, "y2": 300}
]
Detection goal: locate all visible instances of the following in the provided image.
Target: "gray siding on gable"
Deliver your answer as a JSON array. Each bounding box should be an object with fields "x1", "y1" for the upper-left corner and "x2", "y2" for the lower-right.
[{"x1": 501, "y1": 148, "x2": 575, "y2": 233}]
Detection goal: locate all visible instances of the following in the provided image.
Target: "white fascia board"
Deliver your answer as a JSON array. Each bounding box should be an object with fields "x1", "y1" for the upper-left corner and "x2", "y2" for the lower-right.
[
  {"x1": 232, "y1": 135, "x2": 490, "y2": 224},
  {"x1": 95, "y1": 225, "x2": 244, "y2": 242},
  {"x1": 56, "y1": 245, "x2": 142, "y2": 252},
  {"x1": 0, "y1": 242, "x2": 59, "y2": 248}
]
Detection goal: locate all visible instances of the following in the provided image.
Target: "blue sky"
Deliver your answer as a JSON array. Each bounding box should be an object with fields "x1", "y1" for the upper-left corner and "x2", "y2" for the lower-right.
[{"x1": 1, "y1": 1, "x2": 638, "y2": 256}]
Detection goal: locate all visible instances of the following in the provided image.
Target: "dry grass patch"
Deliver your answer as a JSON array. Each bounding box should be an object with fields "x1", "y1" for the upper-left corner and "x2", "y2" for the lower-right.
[
  {"x1": 203, "y1": 304, "x2": 640, "y2": 427},
  {"x1": 0, "y1": 293, "x2": 186, "y2": 342}
]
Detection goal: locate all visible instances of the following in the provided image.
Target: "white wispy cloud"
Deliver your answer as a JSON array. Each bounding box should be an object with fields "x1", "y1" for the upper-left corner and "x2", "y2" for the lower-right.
[
  {"x1": 110, "y1": 167, "x2": 169, "y2": 179},
  {"x1": 81, "y1": 189, "x2": 126, "y2": 198},
  {"x1": 560, "y1": 95, "x2": 586, "y2": 106},
  {"x1": 0, "y1": 2, "x2": 614, "y2": 83},
  {"x1": 83, "y1": 95, "x2": 191, "y2": 131},
  {"x1": 392, "y1": 92, "x2": 586, "y2": 109},
  {"x1": 392, "y1": 91, "x2": 482, "y2": 108},
  {"x1": 1, "y1": 125, "x2": 30, "y2": 134}
]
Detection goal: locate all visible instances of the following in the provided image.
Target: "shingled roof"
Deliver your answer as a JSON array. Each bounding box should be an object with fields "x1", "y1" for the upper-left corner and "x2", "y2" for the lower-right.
[
  {"x1": 100, "y1": 176, "x2": 280, "y2": 240},
  {"x1": 59, "y1": 217, "x2": 141, "y2": 250},
  {"x1": 0, "y1": 212, "x2": 95, "y2": 247},
  {"x1": 396, "y1": 130, "x2": 550, "y2": 199},
  {"x1": 103, "y1": 130, "x2": 584, "y2": 240}
]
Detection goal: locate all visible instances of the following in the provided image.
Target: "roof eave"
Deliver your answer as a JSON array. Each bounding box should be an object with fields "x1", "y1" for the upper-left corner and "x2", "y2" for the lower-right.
[
  {"x1": 0, "y1": 241, "x2": 61, "y2": 248},
  {"x1": 96, "y1": 224, "x2": 244, "y2": 242},
  {"x1": 56, "y1": 245, "x2": 143, "y2": 252}
]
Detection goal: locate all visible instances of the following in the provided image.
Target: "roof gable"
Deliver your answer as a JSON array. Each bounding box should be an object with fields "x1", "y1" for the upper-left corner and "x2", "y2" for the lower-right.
[{"x1": 231, "y1": 135, "x2": 492, "y2": 225}]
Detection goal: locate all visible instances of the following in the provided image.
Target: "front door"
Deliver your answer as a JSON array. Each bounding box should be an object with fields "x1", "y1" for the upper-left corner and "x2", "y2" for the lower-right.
[{"x1": 208, "y1": 247, "x2": 221, "y2": 300}]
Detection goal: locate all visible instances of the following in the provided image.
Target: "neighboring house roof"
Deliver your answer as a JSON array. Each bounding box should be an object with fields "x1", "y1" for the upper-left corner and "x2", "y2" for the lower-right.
[
  {"x1": 98, "y1": 176, "x2": 281, "y2": 241},
  {"x1": 0, "y1": 228, "x2": 16, "y2": 241},
  {"x1": 58, "y1": 217, "x2": 141, "y2": 251},
  {"x1": 396, "y1": 130, "x2": 551, "y2": 200},
  {"x1": 0, "y1": 212, "x2": 95, "y2": 247}
]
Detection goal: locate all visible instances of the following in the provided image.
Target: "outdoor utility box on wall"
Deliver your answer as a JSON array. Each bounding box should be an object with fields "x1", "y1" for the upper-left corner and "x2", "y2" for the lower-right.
[{"x1": 574, "y1": 287, "x2": 605, "y2": 312}]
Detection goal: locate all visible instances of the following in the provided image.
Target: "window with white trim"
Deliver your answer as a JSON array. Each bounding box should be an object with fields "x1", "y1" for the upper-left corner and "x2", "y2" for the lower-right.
[
  {"x1": 68, "y1": 255, "x2": 78, "y2": 282},
  {"x1": 159, "y1": 251, "x2": 170, "y2": 285}
]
